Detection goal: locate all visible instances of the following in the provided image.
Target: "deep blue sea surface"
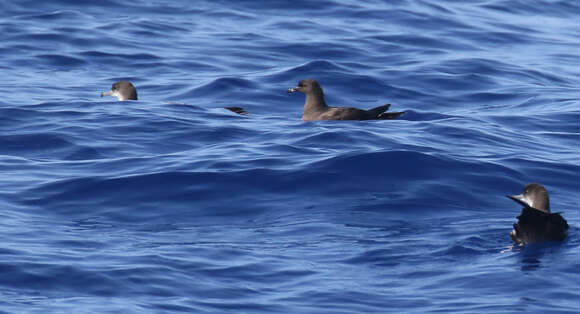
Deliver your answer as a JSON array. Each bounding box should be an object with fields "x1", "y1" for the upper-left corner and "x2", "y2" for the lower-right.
[{"x1": 1, "y1": 0, "x2": 580, "y2": 312}]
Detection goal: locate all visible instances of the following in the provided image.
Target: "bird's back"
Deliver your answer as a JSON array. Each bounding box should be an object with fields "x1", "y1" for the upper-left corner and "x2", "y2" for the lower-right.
[{"x1": 511, "y1": 207, "x2": 568, "y2": 244}]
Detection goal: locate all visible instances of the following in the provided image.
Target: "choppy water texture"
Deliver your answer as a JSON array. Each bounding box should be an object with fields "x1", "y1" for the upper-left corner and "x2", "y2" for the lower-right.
[{"x1": 1, "y1": 0, "x2": 580, "y2": 312}]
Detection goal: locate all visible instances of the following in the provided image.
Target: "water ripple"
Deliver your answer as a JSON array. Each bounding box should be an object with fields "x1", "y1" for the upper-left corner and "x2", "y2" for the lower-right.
[{"x1": 1, "y1": 0, "x2": 580, "y2": 312}]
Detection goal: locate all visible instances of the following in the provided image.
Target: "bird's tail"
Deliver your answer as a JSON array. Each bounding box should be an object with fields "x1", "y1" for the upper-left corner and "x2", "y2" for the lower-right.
[
  {"x1": 367, "y1": 104, "x2": 391, "y2": 116},
  {"x1": 377, "y1": 111, "x2": 405, "y2": 120}
]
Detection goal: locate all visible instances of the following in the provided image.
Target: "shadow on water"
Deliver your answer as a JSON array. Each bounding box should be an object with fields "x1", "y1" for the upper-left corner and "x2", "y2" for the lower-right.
[{"x1": 507, "y1": 240, "x2": 569, "y2": 272}]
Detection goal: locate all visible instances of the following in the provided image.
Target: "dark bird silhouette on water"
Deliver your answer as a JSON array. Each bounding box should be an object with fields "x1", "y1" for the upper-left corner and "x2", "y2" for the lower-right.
[
  {"x1": 101, "y1": 81, "x2": 247, "y2": 115},
  {"x1": 287, "y1": 79, "x2": 405, "y2": 121},
  {"x1": 507, "y1": 183, "x2": 568, "y2": 245}
]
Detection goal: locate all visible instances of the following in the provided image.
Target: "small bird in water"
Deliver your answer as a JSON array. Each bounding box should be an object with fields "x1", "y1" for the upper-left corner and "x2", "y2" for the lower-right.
[
  {"x1": 507, "y1": 183, "x2": 568, "y2": 245},
  {"x1": 100, "y1": 80, "x2": 247, "y2": 115},
  {"x1": 287, "y1": 79, "x2": 405, "y2": 121},
  {"x1": 101, "y1": 81, "x2": 138, "y2": 101}
]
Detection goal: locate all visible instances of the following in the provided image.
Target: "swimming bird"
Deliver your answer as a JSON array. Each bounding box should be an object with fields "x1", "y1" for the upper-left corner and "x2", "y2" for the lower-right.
[
  {"x1": 100, "y1": 81, "x2": 248, "y2": 115},
  {"x1": 101, "y1": 81, "x2": 138, "y2": 101},
  {"x1": 287, "y1": 79, "x2": 405, "y2": 121},
  {"x1": 507, "y1": 183, "x2": 568, "y2": 245}
]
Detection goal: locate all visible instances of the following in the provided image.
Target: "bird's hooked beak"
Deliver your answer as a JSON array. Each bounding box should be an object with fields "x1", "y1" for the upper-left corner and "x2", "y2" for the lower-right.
[
  {"x1": 506, "y1": 194, "x2": 531, "y2": 208},
  {"x1": 101, "y1": 90, "x2": 114, "y2": 97},
  {"x1": 287, "y1": 87, "x2": 299, "y2": 93}
]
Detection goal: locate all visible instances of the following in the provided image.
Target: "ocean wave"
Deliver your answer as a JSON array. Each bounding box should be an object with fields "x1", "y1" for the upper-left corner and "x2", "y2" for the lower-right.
[{"x1": 1, "y1": 0, "x2": 580, "y2": 312}]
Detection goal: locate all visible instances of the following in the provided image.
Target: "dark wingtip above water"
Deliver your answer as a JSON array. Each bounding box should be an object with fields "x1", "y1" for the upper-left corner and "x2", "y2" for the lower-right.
[
  {"x1": 287, "y1": 78, "x2": 405, "y2": 121},
  {"x1": 507, "y1": 183, "x2": 568, "y2": 245},
  {"x1": 224, "y1": 106, "x2": 249, "y2": 115}
]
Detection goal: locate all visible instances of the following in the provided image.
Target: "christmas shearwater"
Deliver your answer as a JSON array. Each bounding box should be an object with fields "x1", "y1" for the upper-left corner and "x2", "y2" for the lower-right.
[
  {"x1": 100, "y1": 81, "x2": 247, "y2": 115},
  {"x1": 507, "y1": 183, "x2": 568, "y2": 245},
  {"x1": 287, "y1": 79, "x2": 405, "y2": 121}
]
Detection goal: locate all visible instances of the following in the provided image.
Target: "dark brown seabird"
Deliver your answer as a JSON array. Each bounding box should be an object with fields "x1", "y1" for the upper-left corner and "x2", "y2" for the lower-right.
[
  {"x1": 101, "y1": 81, "x2": 138, "y2": 101},
  {"x1": 507, "y1": 182, "x2": 568, "y2": 245},
  {"x1": 287, "y1": 79, "x2": 405, "y2": 121},
  {"x1": 100, "y1": 81, "x2": 247, "y2": 115}
]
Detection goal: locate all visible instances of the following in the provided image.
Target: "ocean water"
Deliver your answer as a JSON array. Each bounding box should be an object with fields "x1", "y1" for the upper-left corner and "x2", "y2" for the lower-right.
[{"x1": 1, "y1": 0, "x2": 579, "y2": 312}]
